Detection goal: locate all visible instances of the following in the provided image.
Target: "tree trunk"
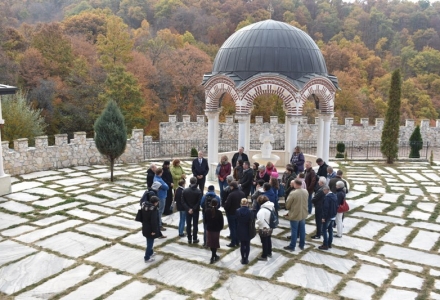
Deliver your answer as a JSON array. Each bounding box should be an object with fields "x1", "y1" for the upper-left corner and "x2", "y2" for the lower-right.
[{"x1": 110, "y1": 157, "x2": 114, "y2": 182}]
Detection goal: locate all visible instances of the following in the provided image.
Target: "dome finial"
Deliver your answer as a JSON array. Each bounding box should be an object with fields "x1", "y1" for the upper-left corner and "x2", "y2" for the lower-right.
[{"x1": 267, "y1": 2, "x2": 274, "y2": 19}]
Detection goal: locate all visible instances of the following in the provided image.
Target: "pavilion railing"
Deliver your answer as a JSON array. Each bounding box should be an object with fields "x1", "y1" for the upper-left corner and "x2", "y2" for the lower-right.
[{"x1": 143, "y1": 140, "x2": 430, "y2": 160}]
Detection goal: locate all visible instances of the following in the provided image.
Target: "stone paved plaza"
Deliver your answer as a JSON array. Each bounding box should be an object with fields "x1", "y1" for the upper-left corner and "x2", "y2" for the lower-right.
[{"x1": 0, "y1": 161, "x2": 440, "y2": 299}]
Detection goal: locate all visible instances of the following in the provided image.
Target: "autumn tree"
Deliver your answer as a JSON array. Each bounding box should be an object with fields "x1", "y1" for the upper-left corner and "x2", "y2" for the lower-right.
[
  {"x1": 381, "y1": 69, "x2": 402, "y2": 164},
  {"x1": 94, "y1": 100, "x2": 127, "y2": 182}
]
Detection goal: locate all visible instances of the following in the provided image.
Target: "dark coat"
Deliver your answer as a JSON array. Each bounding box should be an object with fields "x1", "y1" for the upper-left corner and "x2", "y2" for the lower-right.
[
  {"x1": 262, "y1": 188, "x2": 276, "y2": 204},
  {"x1": 222, "y1": 186, "x2": 232, "y2": 205},
  {"x1": 224, "y1": 188, "x2": 245, "y2": 215},
  {"x1": 204, "y1": 208, "x2": 224, "y2": 232},
  {"x1": 175, "y1": 186, "x2": 185, "y2": 211},
  {"x1": 322, "y1": 192, "x2": 338, "y2": 221},
  {"x1": 312, "y1": 187, "x2": 325, "y2": 208},
  {"x1": 256, "y1": 171, "x2": 270, "y2": 183},
  {"x1": 304, "y1": 167, "x2": 316, "y2": 195},
  {"x1": 162, "y1": 167, "x2": 173, "y2": 187},
  {"x1": 239, "y1": 168, "x2": 254, "y2": 196},
  {"x1": 232, "y1": 152, "x2": 249, "y2": 167},
  {"x1": 182, "y1": 184, "x2": 203, "y2": 211},
  {"x1": 236, "y1": 206, "x2": 253, "y2": 241},
  {"x1": 317, "y1": 162, "x2": 329, "y2": 178},
  {"x1": 146, "y1": 168, "x2": 155, "y2": 188},
  {"x1": 290, "y1": 152, "x2": 305, "y2": 172},
  {"x1": 141, "y1": 202, "x2": 162, "y2": 239},
  {"x1": 336, "y1": 188, "x2": 346, "y2": 206},
  {"x1": 192, "y1": 158, "x2": 209, "y2": 177},
  {"x1": 329, "y1": 176, "x2": 349, "y2": 194}
]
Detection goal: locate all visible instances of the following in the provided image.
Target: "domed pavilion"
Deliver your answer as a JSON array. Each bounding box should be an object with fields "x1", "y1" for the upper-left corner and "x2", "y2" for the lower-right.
[{"x1": 202, "y1": 19, "x2": 339, "y2": 168}]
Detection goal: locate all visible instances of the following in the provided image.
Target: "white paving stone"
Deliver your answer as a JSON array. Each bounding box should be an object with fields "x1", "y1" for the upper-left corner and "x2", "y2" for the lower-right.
[
  {"x1": 353, "y1": 184, "x2": 367, "y2": 192},
  {"x1": 409, "y1": 230, "x2": 440, "y2": 251},
  {"x1": 21, "y1": 171, "x2": 61, "y2": 180},
  {"x1": 397, "y1": 175, "x2": 413, "y2": 183},
  {"x1": 213, "y1": 275, "x2": 297, "y2": 300},
  {"x1": 16, "y1": 264, "x2": 95, "y2": 300},
  {"x1": 362, "y1": 202, "x2": 389, "y2": 213},
  {"x1": 387, "y1": 206, "x2": 406, "y2": 217},
  {"x1": 41, "y1": 202, "x2": 82, "y2": 214},
  {"x1": 354, "y1": 253, "x2": 389, "y2": 267},
  {"x1": 92, "y1": 171, "x2": 129, "y2": 178},
  {"x1": 95, "y1": 190, "x2": 126, "y2": 199},
  {"x1": 76, "y1": 223, "x2": 128, "y2": 239},
  {"x1": 378, "y1": 244, "x2": 440, "y2": 267},
  {"x1": 426, "y1": 187, "x2": 440, "y2": 194},
  {"x1": 381, "y1": 288, "x2": 418, "y2": 300},
  {"x1": 372, "y1": 186, "x2": 386, "y2": 193},
  {"x1": 278, "y1": 263, "x2": 341, "y2": 293},
  {"x1": 97, "y1": 216, "x2": 140, "y2": 230},
  {"x1": 75, "y1": 194, "x2": 108, "y2": 204},
  {"x1": 301, "y1": 251, "x2": 356, "y2": 274},
  {"x1": 33, "y1": 197, "x2": 65, "y2": 207},
  {"x1": 245, "y1": 251, "x2": 289, "y2": 278},
  {"x1": 0, "y1": 211, "x2": 28, "y2": 230},
  {"x1": 393, "y1": 261, "x2": 423, "y2": 272},
  {"x1": 0, "y1": 200, "x2": 33, "y2": 213},
  {"x1": 378, "y1": 193, "x2": 401, "y2": 203},
  {"x1": 354, "y1": 264, "x2": 391, "y2": 286},
  {"x1": 67, "y1": 188, "x2": 95, "y2": 195},
  {"x1": 87, "y1": 243, "x2": 155, "y2": 274},
  {"x1": 380, "y1": 226, "x2": 413, "y2": 244},
  {"x1": 411, "y1": 221, "x2": 440, "y2": 232},
  {"x1": 2, "y1": 225, "x2": 37, "y2": 237},
  {"x1": 36, "y1": 175, "x2": 66, "y2": 182},
  {"x1": 106, "y1": 281, "x2": 156, "y2": 300},
  {"x1": 0, "y1": 251, "x2": 74, "y2": 295},
  {"x1": 339, "y1": 280, "x2": 375, "y2": 300},
  {"x1": 417, "y1": 202, "x2": 437, "y2": 212},
  {"x1": 66, "y1": 208, "x2": 102, "y2": 220},
  {"x1": 60, "y1": 272, "x2": 130, "y2": 300},
  {"x1": 0, "y1": 240, "x2": 36, "y2": 266},
  {"x1": 32, "y1": 215, "x2": 67, "y2": 226},
  {"x1": 352, "y1": 221, "x2": 387, "y2": 239},
  {"x1": 431, "y1": 292, "x2": 440, "y2": 300},
  {"x1": 56, "y1": 176, "x2": 95, "y2": 186},
  {"x1": 5, "y1": 192, "x2": 40, "y2": 202},
  {"x1": 24, "y1": 187, "x2": 59, "y2": 196},
  {"x1": 407, "y1": 210, "x2": 431, "y2": 221},
  {"x1": 352, "y1": 212, "x2": 406, "y2": 225},
  {"x1": 216, "y1": 247, "x2": 260, "y2": 270},
  {"x1": 160, "y1": 242, "x2": 211, "y2": 263},
  {"x1": 16, "y1": 220, "x2": 83, "y2": 243},
  {"x1": 144, "y1": 259, "x2": 220, "y2": 294},
  {"x1": 391, "y1": 272, "x2": 423, "y2": 289},
  {"x1": 36, "y1": 232, "x2": 106, "y2": 258},
  {"x1": 11, "y1": 181, "x2": 43, "y2": 193},
  {"x1": 83, "y1": 204, "x2": 117, "y2": 215},
  {"x1": 149, "y1": 290, "x2": 187, "y2": 300},
  {"x1": 407, "y1": 173, "x2": 430, "y2": 181},
  {"x1": 101, "y1": 196, "x2": 139, "y2": 208},
  {"x1": 331, "y1": 235, "x2": 375, "y2": 252}
]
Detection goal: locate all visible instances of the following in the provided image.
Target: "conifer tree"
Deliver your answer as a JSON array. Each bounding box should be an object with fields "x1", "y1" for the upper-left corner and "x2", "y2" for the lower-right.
[
  {"x1": 409, "y1": 125, "x2": 423, "y2": 158},
  {"x1": 94, "y1": 100, "x2": 127, "y2": 182},
  {"x1": 381, "y1": 69, "x2": 402, "y2": 164}
]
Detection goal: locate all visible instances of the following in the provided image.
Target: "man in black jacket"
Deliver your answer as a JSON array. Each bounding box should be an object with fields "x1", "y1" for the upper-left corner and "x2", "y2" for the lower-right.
[
  {"x1": 231, "y1": 147, "x2": 249, "y2": 167},
  {"x1": 319, "y1": 186, "x2": 338, "y2": 250},
  {"x1": 146, "y1": 164, "x2": 157, "y2": 188},
  {"x1": 192, "y1": 151, "x2": 210, "y2": 192},
  {"x1": 311, "y1": 177, "x2": 326, "y2": 239},
  {"x1": 223, "y1": 181, "x2": 245, "y2": 247},
  {"x1": 316, "y1": 158, "x2": 328, "y2": 178},
  {"x1": 239, "y1": 161, "x2": 253, "y2": 197},
  {"x1": 162, "y1": 161, "x2": 174, "y2": 215},
  {"x1": 182, "y1": 177, "x2": 203, "y2": 243}
]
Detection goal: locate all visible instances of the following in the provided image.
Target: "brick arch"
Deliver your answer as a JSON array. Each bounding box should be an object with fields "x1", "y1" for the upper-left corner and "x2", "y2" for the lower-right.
[
  {"x1": 238, "y1": 75, "x2": 300, "y2": 114},
  {"x1": 299, "y1": 77, "x2": 336, "y2": 114},
  {"x1": 203, "y1": 75, "x2": 240, "y2": 110}
]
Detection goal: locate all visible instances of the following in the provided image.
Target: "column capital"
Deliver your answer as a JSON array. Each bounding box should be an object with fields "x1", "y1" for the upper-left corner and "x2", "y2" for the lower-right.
[
  {"x1": 286, "y1": 115, "x2": 302, "y2": 125},
  {"x1": 205, "y1": 108, "x2": 222, "y2": 119},
  {"x1": 234, "y1": 113, "x2": 250, "y2": 123},
  {"x1": 319, "y1": 113, "x2": 334, "y2": 122}
]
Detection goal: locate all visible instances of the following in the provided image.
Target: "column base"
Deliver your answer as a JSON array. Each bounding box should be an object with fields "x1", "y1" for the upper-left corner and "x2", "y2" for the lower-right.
[{"x1": 0, "y1": 175, "x2": 11, "y2": 196}]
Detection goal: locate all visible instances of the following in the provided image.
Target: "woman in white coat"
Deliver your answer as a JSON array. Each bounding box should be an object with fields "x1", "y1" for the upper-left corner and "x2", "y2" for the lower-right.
[{"x1": 256, "y1": 195, "x2": 274, "y2": 261}]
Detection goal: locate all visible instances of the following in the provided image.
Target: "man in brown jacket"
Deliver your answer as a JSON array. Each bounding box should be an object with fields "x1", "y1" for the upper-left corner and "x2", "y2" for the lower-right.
[
  {"x1": 284, "y1": 179, "x2": 309, "y2": 251},
  {"x1": 304, "y1": 161, "x2": 316, "y2": 214}
]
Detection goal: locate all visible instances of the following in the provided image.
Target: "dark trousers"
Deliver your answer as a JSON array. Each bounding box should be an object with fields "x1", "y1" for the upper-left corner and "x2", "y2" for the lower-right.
[
  {"x1": 314, "y1": 207, "x2": 322, "y2": 237},
  {"x1": 240, "y1": 240, "x2": 250, "y2": 260},
  {"x1": 186, "y1": 210, "x2": 199, "y2": 241},
  {"x1": 196, "y1": 177, "x2": 206, "y2": 193},
  {"x1": 226, "y1": 214, "x2": 238, "y2": 246},
  {"x1": 164, "y1": 188, "x2": 173, "y2": 215},
  {"x1": 260, "y1": 235, "x2": 272, "y2": 258}
]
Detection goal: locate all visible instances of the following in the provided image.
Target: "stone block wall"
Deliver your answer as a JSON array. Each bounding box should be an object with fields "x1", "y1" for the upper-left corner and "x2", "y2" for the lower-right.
[
  {"x1": 2, "y1": 129, "x2": 145, "y2": 175},
  {"x1": 159, "y1": 115, "x2": 440, "y2": 146}
]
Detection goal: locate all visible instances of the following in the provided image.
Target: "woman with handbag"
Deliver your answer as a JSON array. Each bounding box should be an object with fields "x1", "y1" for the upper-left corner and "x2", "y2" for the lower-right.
[
  {"x1": 204, "y1": 199, "x2": 224, "y2": 264},
  {"x1": 171, "y1": 159, "x2": 186, "y2": 192},
  {"x1": 256, "y1": 195, "x2": 274, "y2": 261},
  {"x1": 217, "y1": 155, "x2": 231, "y2": 201},
  {"x1": 335, "y1": 181, "x2": 347, "y2": 238},
  {"x1": 141, "y1": 196, "x2": 163, "y2": 262},
  {"x1": 236, "y1": 198, "x2": 255, "y2": 265}
]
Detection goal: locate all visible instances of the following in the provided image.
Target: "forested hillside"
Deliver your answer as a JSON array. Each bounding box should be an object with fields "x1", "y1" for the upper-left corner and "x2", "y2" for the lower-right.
[{"x1": 1, "y1": 0, "x2": 440, "y2": 139}]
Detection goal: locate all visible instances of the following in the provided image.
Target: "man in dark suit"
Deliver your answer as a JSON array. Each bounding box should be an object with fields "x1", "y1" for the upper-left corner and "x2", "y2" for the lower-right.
[
  {"x1": 231, "y1": 147, "x2": 249, "y2": 167},
  {"x1": 192, "y1": 151, "x2": 209, "y2": 192},
  {"x1": 239, "y1": 161, "x2": 253, "y2": 197}
]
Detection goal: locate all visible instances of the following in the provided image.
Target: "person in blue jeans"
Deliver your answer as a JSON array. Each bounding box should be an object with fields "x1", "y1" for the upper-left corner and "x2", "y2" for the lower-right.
[
  {"x1": 152, "y1": 168, "x2": 169, "y2": 231},
  {"x1": 140, "y1": 196, "x2": 162, "y2": 262},
  {"x1": 284, "y1": 179, "x2": 308, "y2": 251},
  {"x1": 174, "y1": 179, "x2": 186, "y2": 237},
  {"x1": 319, "y1": 186, "x2": 338, "y2": 250}
]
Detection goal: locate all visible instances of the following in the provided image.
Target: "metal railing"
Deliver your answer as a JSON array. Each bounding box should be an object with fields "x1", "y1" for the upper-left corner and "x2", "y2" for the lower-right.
[{"x1": 144, "y1": 139, "x2": 430, "y2": 160}]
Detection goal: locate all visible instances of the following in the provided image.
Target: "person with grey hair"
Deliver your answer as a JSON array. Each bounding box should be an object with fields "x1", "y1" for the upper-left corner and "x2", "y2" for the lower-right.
[
  {"x1": 284, "y1": 179, "x2": 308, "y2": 251},
  {"x1": 182, "y1": 177, "x2": 203, "y2": 244},
  {"x1": 326, "y1": 166, "x2": 336, "y2": 184},
  {"x1": 311, "y1": 176, "x2": 327, "y2": 239},
  {"x1": 256, "y1": 164, "x2": 270, "y2": 183},
  {"x1": 146, "y1": 163, "x2": 157, "y2": 188},
  {"x1": 221, "y1": 175, "x2": 234, "y2": 206},
  {"x1": 319, "y1": 185, "x2": 338, "y2": 250},
  {"x1": 334, "y1": 181, "x2": 346, "y2": 238},
  {"x1": 192, "y1": 151, "x2": 209, "y2": 192}
]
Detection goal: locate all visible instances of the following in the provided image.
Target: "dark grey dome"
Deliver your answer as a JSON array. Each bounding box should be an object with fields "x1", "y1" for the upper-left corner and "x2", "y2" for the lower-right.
[{"x1": 212, "y1": 20, "x2": 328, "y2": 81}]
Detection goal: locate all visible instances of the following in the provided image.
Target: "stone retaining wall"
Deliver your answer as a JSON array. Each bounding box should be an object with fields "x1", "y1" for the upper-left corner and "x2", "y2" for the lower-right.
[{"x1": 160, "y1": 115, "x2": 440, "y2": 146}]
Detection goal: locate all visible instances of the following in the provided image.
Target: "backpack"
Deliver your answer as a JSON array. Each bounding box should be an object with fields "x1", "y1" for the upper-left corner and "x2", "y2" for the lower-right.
[
  {"x1": 263, "y1": 207, "x2": 279, "y2": 229},
  {"x1": 139, "y1": 189, "x2": 156, "y2": 205},
  {"x1": 204, "y1": 194, "x2": 216, "y2": 210}
]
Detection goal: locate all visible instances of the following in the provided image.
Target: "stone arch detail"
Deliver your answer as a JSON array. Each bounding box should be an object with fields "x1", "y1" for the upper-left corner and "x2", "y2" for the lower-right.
[
  {"x1": 299, "y1": 77, "x2": 336, "y2": 114},
  {"x1": 204, "y1": 75, "x2": 240, "y2": 110},
  {"x1": 238, "y1": 75, "x2": 300, "y2": 114}
]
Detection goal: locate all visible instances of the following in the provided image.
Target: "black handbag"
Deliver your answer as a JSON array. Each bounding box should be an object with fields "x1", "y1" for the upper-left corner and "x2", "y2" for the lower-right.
[
  {"x1": 135, "y1": 209, "x2": 142, "y2": 222},
  {"x1": 249, "y1": 217, "x2": 256, "y2": 240}
]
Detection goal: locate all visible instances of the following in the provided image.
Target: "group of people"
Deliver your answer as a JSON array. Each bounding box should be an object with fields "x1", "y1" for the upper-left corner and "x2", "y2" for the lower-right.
[{"x1": 139, "y1": 146, "x2": 349, "y2": 265}]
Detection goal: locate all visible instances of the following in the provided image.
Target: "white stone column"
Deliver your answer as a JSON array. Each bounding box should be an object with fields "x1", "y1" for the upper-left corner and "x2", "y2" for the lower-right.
[
  {"x1": 285, "y1": 115, "x2": 302, "y2": 162},
  {"x1": 205, "y1": 109, "x2": 221, "y2": 181},
  {"x1": 321, "y1": 114, "x2": 333, "y2": 163},
  {"x1": 317, "y1": 114, "x2": 324, "y2": 159},
  {"x1": 235, "y1": 113, "x2": 250, "y2": 152},
  {"x1": 0, "y1": 95, "x2": 11, "y2": 195}
]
